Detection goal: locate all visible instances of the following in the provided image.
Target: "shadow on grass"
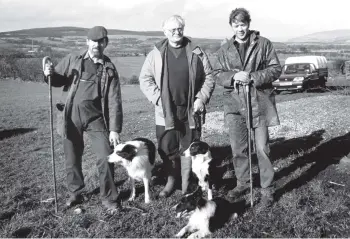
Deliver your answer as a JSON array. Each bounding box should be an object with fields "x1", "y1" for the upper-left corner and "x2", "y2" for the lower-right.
[
  {"x1": 0, "y1": 128, "x2": 36, "y2": 141},
  {"x1": 325, "y1": 85, "x2": 350, "y2": 91},
  {"x1": 210, "y1": 145, "x2": 269, "y2": 191},
  {"x1": 193, "y1": 130, "x2": 327, "y2": 193},
  {"x1": 270, "y1": 129, "x2": 325, "y2": 163},
  {"x1": 210, "y1": 145, "x2": 236, "y2": 191},
  {"x1": 86, "y1": 179, "x2": 127, "y2": 200},
  {"x1": 275, "y1": 131, "x2": 350, "y2": 200}
]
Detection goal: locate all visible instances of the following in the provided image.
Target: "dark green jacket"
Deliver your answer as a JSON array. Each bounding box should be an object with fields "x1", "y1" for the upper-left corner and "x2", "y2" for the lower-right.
[
  {"x1": 46, "y1": 50, "x2": 123, "y2": 137},
  {"x1": 214, "y1": 31, "x2": 281, "y2": 127}
]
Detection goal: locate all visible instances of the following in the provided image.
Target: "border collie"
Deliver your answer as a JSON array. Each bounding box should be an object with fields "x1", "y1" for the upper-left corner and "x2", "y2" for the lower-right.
[
  {"x1": 183, "y1": 141, "x2": 214, "y2": 200},
  {"x1": 174, "y1": 188, "x2": 236, "y2": 238},
  {"x1": 108, "y1": 138, "x2": 155, "y2": 204}
]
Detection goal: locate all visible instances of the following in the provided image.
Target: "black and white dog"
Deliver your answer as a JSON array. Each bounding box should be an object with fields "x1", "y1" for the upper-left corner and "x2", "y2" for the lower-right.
[
  {"x1": 108, "y1": 138, "x2": 155, "y2": 204},
  {"x1": 174, "y1": 188, "x2": 236, "y2": 238},
  {"x1": 183, "y1": 141, "x2": 214, "y2": 200}
]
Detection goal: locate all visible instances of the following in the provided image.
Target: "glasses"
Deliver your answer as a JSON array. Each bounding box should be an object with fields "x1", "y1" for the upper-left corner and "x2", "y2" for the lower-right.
[{"x1": 166, "y1": 27, "x2": 184, "y2": 34}]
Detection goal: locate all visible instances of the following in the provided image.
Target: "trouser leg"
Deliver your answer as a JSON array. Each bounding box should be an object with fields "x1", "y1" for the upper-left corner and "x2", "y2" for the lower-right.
[
  {"x1": 64, "y1": 121, "x2": 85, "y2": 195},
  {"x1": 88, "y1": 130, "x2": 118, "y2": 202},
  {"x1": 254, "y1": 126, "x2": 274, "y2": 189},
  {"x1": 156, "y1": 125, "x2": 180, "y2": 197},
  {"x1": 226, "y1": 113, "x2": 250, "y2": 186},
  {"x1": 180, "y1": 121, "x2": 199, "y2": 194}
]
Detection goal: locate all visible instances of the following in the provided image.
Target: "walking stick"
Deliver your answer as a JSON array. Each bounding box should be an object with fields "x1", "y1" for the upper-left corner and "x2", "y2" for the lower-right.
[
  {"x1": 245, "y1": 84, "x2": 254, "y2": 208},
  {"x1": 42, "y1": 56, "x2": 58, "y2": 213}
]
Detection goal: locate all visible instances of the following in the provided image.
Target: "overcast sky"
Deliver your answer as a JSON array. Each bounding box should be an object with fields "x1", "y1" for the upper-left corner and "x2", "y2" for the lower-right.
[{"x1": 0, "y1": 0, "x2": 348, "y2": 41}]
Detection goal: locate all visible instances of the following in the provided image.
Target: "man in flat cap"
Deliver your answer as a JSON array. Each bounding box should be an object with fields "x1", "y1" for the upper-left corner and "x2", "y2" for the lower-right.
[{"x1": 43, "y1": 26, "x2": 123, "y2": 211}]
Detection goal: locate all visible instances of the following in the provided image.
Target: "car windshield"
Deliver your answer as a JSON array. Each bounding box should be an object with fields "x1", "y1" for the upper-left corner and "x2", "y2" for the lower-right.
[{"x1": 283, "y1": 64, "x2": 311, "y2": 74}]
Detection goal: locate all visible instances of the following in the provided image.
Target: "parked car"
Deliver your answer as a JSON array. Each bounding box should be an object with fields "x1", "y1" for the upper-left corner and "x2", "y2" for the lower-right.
[{"x1": 273, "y1": 56, "x2": 328, "y2": 93}]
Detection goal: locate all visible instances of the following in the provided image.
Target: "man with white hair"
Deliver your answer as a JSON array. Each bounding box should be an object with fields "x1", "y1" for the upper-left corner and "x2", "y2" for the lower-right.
[{"x1": 139, "y1": 15, "x2": 215, "y2": 197}]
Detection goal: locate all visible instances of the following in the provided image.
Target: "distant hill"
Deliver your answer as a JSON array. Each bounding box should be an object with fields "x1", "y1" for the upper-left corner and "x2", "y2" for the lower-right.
[
  {"x1": 0, "y1": 26, "x2": 288, "y2": 57},
  {"x1": 288, "y1": 29, "x2": 350, "y2": 43},
  {"x1": 0, "y1": 26, "x2": 164, "y2": 38}
]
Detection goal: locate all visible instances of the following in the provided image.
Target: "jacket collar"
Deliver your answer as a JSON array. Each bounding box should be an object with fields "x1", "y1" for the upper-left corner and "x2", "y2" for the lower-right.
[
  {"x1": 78, "y1": 49, "x2": 106, "y2": 65},
  {"x1": 228, "y1": 30, "x2": 260, "y2": 47},
  {"x1": 155, "y1": 36, "x2": 197, "y2": 53}
]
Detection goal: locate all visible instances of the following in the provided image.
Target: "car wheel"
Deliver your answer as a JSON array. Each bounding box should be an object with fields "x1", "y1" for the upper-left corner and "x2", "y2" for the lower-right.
[{"x1": 319, "y1": 77, "x2": 326, "y2": 88}]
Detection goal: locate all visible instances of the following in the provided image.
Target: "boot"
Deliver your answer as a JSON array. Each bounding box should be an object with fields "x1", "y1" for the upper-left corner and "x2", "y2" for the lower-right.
[
  {"x1": 260, "y1": 186, "x2": 275, "y2": 208},
  {"x1": 181, "y1": 156, "x2": 192, "y2": 194},
  {"x1": 159, "y1": 159, "x2": 178, "y2": 197},
  {"x1": 227, "y1": 182, "x2": 249, "y2": 198},
  {"x1": 66, "y1": 193, "x2": 84, "y2": 207}
]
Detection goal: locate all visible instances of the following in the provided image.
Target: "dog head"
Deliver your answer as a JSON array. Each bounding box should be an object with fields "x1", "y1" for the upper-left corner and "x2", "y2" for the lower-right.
[
  {"x1": 108, "y1": 138, "x2": 156, "y2": 167},
  {"x1": 108, "y1": 142, "x2": 138, "y2": 166},
  {"x1": 183, "y1": 141, "x2": 212, "y2": 159},
  {"x1": 173, "y1": 187, "x2": 207, "y2": 218}
]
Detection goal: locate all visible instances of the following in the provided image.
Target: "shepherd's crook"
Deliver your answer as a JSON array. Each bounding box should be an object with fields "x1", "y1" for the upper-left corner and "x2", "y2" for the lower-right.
[
  {"x1": 42, "y1": 56, "x2": 58, "y2": 213},
  {"x1": 245, "y1": 84, "x2": 254, "y2": 208}
]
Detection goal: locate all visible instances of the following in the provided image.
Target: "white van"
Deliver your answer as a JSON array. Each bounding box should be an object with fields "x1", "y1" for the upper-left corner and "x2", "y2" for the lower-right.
[{"x1": 273, "y1": 56, "x2": 328, "y2": 92}]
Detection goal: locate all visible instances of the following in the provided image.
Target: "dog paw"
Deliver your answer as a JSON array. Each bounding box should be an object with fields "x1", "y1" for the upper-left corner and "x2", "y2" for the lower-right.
[
  {"x1": 188, "y1": 231, "x2": 208, "y2": 239},
  {"x1": 174, "y1": 232, "x2": 182, "y2": 238},
  {"x1": 128, "y1": 196, "x2": 135, "y2": 202},
  {"x1": 145, "y1": 198, "x2": 152, "y2": 204},
  {"x1": 187, "y1": 232, "x2": 199, "y2": 239}
]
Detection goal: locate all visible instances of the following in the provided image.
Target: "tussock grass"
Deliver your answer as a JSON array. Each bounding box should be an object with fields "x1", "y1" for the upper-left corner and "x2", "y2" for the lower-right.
[{"x1": 1, "y1": 80, "x2": 350, "y2": 237}]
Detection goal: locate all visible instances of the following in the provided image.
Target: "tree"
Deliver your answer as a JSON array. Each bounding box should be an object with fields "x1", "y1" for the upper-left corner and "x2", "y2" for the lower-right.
[{"x1": 299, "y1": 46, "x2": 308, "y2": 53}]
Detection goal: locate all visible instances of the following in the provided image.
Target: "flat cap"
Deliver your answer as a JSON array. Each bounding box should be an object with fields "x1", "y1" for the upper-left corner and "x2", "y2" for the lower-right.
[{"x1": 87, "y1": 26, "x2": 108, "y2": 41}]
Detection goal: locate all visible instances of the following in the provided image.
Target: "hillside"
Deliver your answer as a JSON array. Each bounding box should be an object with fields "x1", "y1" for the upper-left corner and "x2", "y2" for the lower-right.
[
  {"x1": 0, "y1": 26, "x2": 226, "y2": 57},
  {"x1": 0, "y1": 26, "x2": 164, "y2": 38},
  {"x1": 288, "y1": 29, "x2": 350, "y2": 43}
]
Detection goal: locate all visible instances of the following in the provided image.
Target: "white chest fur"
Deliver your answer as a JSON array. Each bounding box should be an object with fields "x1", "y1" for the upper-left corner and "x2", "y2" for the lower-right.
[{"x1": 191, "y1": 156, "x2": 210, "y2": 189}]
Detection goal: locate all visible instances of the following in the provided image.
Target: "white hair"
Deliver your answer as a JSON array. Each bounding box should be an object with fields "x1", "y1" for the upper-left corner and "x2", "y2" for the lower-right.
[{"x1": 162, "y1": 15, "x2": 185, "y2": 30}]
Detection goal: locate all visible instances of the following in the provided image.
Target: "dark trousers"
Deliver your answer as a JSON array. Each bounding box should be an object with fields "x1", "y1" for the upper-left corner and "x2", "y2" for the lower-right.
[
  {"x1": 64, "y1": 117, "x2": 118, "y2": 201},
  {"x1": 226, "y1": 113, "x2": 274, "y2": 188},
  {"x1": 156, "y1": 121, "x2": 200, "y2": 161}
]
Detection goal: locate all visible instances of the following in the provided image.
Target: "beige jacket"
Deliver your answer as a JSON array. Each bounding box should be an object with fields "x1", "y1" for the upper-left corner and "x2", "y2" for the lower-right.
[{"x1": 139, "y1": 38, "x2": 215, "y2": 129}]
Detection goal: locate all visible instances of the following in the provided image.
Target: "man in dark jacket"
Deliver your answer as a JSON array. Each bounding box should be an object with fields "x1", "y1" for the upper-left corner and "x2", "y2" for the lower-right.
[
  {"x1": 139, "y1": 15, "x2": 215, "y2": 197},
  {"x1": 214, "y1": 8, "x2": 282, "y2": 207},
  {"x1": 43, "y1": 26, "x2": 123, "y2": 210}
]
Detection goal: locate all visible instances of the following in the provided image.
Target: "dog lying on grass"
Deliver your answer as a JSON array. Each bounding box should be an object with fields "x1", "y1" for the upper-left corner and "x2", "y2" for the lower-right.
[
  {"x1": 173, "y1": 188, "x2": 236, "y2": 238},
  {"x1": 183, "y1": 141, "x2": 214, "y2": 200},
  {"x1": 108, "y1": 138, "x2": 155, "y2": 204}
]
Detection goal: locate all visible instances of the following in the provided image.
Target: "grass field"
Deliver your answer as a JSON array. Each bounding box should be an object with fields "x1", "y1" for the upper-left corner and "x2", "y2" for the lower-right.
[
  {"x1": 111, "y1": 56, "x2": 146, "y2": 79},
  {"x1": 1, "y1": 79, "x2": 350, "y2": 237}
]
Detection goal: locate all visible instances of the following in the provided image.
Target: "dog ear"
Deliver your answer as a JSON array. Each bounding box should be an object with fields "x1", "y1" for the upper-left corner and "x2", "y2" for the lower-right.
[
  {"x1": 197, "y1": 197, "x2": 207, "y2": 208},
  {"x1": 116, "y1": 144, "x2": 137, "y2": 161}
]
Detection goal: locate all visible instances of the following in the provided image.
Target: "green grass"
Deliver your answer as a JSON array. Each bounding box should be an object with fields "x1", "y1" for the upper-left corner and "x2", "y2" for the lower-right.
[
  {"x1": 110, "y1": 56, "x2": 146, "y2": 79},
  {"x1": 1, "y1": 80, "x2": 350, "y2": 237}
]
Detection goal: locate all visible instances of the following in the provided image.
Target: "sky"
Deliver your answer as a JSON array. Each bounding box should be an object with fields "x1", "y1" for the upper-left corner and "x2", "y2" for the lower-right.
[{"x1": 0, "y1": 0, "x2": 349, "y2": 42}]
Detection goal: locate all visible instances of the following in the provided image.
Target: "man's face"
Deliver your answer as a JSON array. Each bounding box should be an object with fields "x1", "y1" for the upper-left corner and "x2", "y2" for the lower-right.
[
  {"x1": 231, "y1": 20, "x2": 250, "y2": 42},
  {"x1": 86, "y1": 38, "x2": 107, "y2": 58},
  {"x1": 163, "y1": 20, "x2": 184, "y2": 45}
]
